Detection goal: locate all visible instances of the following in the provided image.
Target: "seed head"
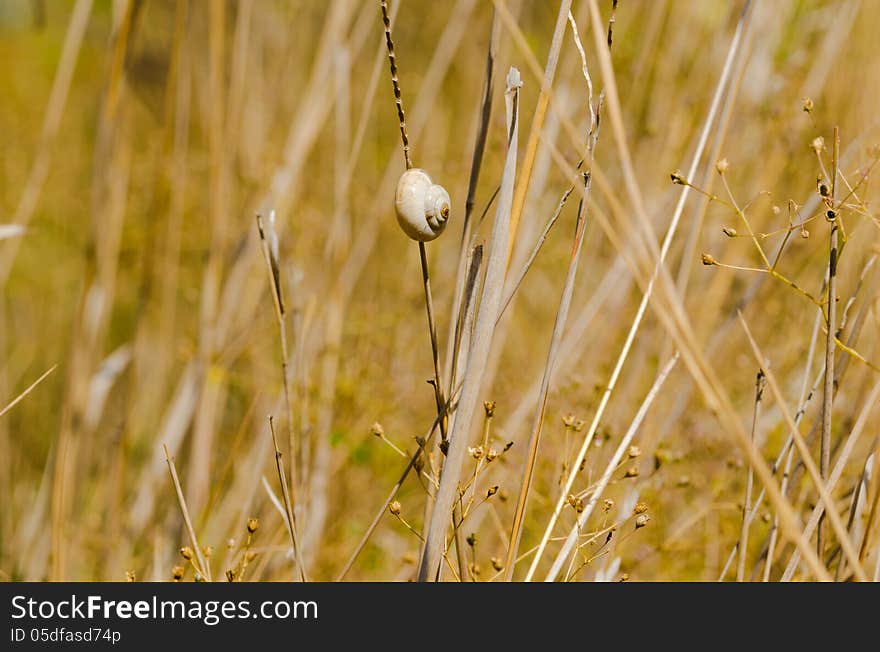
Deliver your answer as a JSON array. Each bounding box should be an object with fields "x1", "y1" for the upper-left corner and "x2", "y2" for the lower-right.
[
  {"x1": 172, "y1": 565, "x2": 185, "y2": 581},
  {"x1": 125, "y1": 570, "x2": 136, "y2": 582},
  {"x1": 179, "y1": 546, "x2": 193, "y2": 561},
  {"x1": 635, "y1": 514, "x2": 650, "y2": 528},
  {"x1": 567, "y1": 494, "x2": 585, "y2": 513},
  {"x1": 491, "y1": 557, "x2": 504, "y2": 572},
  {"x1": 628, "y1": 445, "x2": 641, "y2": 458},
  {"x1": 370, "y1": 422, "x2": 385, "y2": 437},
  {"x1": 247, "y1": 517, "x2": 259, "y2": 534},
  {"x1": 466, "y1": 532, "x2": 477, "y2": 548},
  {"x1": 811, "y1": 136, "x2": 824, "y2": 153},
  {"x1": 715, "y1": 158, "x2": 729, "y2": 174},
  {"x1": 670, "y1": 170, "x2": 687, "y2": 185},
  {"x1": 633, "y1": 502, "x2": 649, "y2": 515},
  {"x1": 468, "y1": 445, "x2": 484, "y2": 460},
  {"x1": 486, "y1": 485, "x2": 499, "y2": 498},
  {"x1": 722, "y1": 226, "x2": 738, "y2": 237},
  {"x1": 802, "y1": 97, "x2": 814, "y2": 113},
  {"x1": 483, "y1": 401, "x2": 496, "y2": 418},
  {"x1": 389, "y1": 501, "x2": 402, "y2": 516},
  {"x1": 624, "y1": 466, "x2": 640, "y2": 478},
  {"x1": 603, "y1": 498, "x2": 614, "y2": 513},
  {"x1": 486, "y1": 448, "x2": 498, "y2": 462},
  {"x1": 701, "y1": 253, "x2": 717, "y2": 266}
]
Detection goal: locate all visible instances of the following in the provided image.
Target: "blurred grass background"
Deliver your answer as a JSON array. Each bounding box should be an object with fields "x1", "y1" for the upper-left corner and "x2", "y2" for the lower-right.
[{"x1": 1, "y1": 0, "x2": 878, "y2": 581}]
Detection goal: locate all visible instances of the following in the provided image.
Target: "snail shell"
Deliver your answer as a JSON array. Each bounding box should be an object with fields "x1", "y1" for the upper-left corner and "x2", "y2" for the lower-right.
[{"x1": 394, "y1": 168, "x2": 451, "y2": 242}]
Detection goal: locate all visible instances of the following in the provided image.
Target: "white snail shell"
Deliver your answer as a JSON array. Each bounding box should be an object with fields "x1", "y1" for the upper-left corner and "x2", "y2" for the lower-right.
[{"x1": 394, "y1": 168, "x2": 451, "y2": 242}]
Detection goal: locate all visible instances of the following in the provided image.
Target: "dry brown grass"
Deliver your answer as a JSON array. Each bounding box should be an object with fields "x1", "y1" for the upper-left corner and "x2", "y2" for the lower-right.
[{"x1": 1, "y1": 0, "x2": 879, "y2": 582}]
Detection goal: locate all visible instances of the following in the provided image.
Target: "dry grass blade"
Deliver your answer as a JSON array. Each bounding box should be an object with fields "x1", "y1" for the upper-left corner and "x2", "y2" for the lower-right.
[
  {"x1": 268, "y1": 416, "x2": 307, "y2": 581},
  {"x1": 736, "y1": 370, "x2": 765, "y2": 581},
  {"x1": 445, "y1": 12, "x2": 498, "y2": 394},
  {"x1": 496, "y1": 0, "x2": 572, "y2": 264},
  {"x1": 418, "y1": 68, "x2": 521, "y2": 582},
  {"x1": 499, "y1": 161, "x2": 582, "y2": 318},
  {"x1": 504, "y1": 36, "x2": 600, "y2": 577},
  {"x1": 256, "y1": 213, "x2": 297, "y2": 499},
  {"x1": 0, "y1": 365, "x2": 58, "y2": 420},
  {"x1": 163, "y1": 444, "x2": 210, "y2": 581},
  {"x1": 8, "y1": 0, "x2": 880, "y2": 586},
  {"x1": 818, "y1": 126, "x2": 840, "y2": 558}
]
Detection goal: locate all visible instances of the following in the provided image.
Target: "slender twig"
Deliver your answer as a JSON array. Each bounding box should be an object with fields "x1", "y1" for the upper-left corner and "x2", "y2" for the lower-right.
[
  {"x1": 818, "y1": 126, "x2": 840, "y2": 559},
  {"x1": 0, "y1": 364, "x2": 58, "y2": 419},
  {"x1": 164, "y1": 444, "x2": 210, "y2": 581},
  {"x1": 379, "y1": 0, "x2": 448, "y2": 446},
  {"x1": 736, "y1": 369, "x2": 764, "y2": 581},
  {"x1": 268, "y1": 416, "x2": 307, "y2": 582},
  {"x1": 499, "y1": 159, "x2": 584, "y2": 318},
  {"x1": 419, "y1": 241, "x2": 448, "y2": 443},
  {"x1": 256, "y1": 213, "x2": 297, "y2": 502},
  {"x1": 380, "y1": 0, "x2": 410, "y2": 170}
]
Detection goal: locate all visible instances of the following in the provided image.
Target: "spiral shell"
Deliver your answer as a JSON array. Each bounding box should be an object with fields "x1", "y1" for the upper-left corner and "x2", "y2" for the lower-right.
[{"x1": 394, "y1": 168, "x2": 451, "y2": 242}]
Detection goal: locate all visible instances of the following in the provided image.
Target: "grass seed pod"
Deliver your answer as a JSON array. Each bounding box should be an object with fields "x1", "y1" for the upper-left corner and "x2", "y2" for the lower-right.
[{"x1": 394, "y1": 168, "x2": 450, "y2": 241}]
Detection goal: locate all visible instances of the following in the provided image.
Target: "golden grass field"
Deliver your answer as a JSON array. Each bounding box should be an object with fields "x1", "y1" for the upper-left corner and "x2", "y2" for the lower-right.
[{"x1": 1, "y1": 0, "x2": 879, "y2": 582}]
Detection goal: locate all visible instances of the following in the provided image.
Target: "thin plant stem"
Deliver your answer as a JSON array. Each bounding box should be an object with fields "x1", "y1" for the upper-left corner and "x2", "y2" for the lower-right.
[
  {"x1": 818, "y1": 126, "x2": 840, "y2": 559},
  {"x1": 268, "y1": 416, "x2": 307, "y2": 582},
  {"x1": 736, "y1": 370, "x2": 765, "y2": 581},
  {"x1": 164, "y1": 444, "x2": 210, "y2": 581},
  {"x1": 504, "y1": 33, "x2": 600, "y2": 576},
  {"x1": 256, "y1": 214, "x2": 298, "y2": 505}
]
